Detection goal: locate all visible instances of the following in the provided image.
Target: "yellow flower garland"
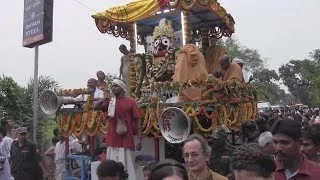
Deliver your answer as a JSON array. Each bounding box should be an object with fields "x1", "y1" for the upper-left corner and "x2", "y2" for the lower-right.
[{"x1": 185, "y1": 106, "x2": 213, "y2": 133}]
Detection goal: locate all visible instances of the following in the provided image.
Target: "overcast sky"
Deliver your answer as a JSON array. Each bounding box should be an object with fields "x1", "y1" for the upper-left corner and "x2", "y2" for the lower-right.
[{"x1": 1, "y1": 0, "x2": 319, "y2": 89}]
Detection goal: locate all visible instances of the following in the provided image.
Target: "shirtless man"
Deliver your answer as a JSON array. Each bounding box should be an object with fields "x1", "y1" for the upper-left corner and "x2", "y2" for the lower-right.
[
  {"x1": 119, "y1": 44, "x2": 131, "y2": 94},
  {"x1": 219, "y1": 55, "x2": 244, "y2": 83},
  {"x1": 96, "y1": 70, "x2": 110, "y2": 98}
]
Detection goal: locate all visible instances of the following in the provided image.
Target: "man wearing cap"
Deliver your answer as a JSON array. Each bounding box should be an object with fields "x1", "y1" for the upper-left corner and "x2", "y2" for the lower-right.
[
  {"x1": 10, "y1": 127, "x2": 43, "y2": 180},
  {"x1": 97, "y1": 79, "x2": 142, "y2": 180},
  {"x1": 271, "y1": 119, "x2": 320, "y2": 180}
]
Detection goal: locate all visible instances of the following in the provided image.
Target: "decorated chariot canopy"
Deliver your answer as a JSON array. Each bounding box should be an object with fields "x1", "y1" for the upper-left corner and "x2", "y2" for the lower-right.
[
  {"x1": 92, "y1": 0, "x2": 235, "y2": 49},
  {"x1": 39, "y1": 0, "x2": 259, "y2": 141}
]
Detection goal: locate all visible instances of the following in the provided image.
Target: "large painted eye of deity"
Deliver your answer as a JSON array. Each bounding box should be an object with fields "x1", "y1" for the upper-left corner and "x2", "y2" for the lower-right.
[
  {"x1": 161, "y1": 36, "x2": 170, "y2": 46},
  {"x1": 154, "y1": 38, "x2": 161, "y2": 47}
]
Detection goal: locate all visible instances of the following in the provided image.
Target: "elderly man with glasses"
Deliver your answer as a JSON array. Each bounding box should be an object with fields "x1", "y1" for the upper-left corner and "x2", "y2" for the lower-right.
[{"x1": 182, "y1": 134, "x2": 227, "y2": 180}]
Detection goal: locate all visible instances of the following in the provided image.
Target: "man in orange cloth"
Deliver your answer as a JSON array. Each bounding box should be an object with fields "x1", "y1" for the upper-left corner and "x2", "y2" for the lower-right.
[
  {"x1": 205, "y1": 36, "x2": 225, "y2": 74},
  {"x1": 219, "y1": 55, "x2": 245, "y2": 83},
  {"x1": 173, "y1": 43, "x2": 208, "y2": 102}
]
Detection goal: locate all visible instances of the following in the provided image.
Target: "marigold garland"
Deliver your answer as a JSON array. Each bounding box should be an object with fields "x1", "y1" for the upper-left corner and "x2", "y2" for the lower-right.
[
  {"x1": 74, "y1": 112, "x2": 88, "y2": 136},
  {"x1": 59, "y1": 113, "x2": 74, "y2": 137},
  {"x1": 87, "y1": 111, "x2": 102, "y2": 136},
  {"x1": 99, "y1": 114, "x2": 109, "y2": 134},
  {"x1": 186, "y1": 106, "x2": 213, "y2": 133}
]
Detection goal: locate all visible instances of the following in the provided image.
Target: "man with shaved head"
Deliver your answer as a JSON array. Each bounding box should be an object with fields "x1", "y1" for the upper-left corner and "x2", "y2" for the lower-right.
[
  {"x1": 218, "y1": 55, "x2": 244, "y2": 83},
  {"x1": 75, "y1": 78, "x2": 104, "y2": 103},
  {"x1": 96, "y1": 70, "x2": 110, "y2": 98},
  {"x1": 119, "y1": 44, "x2": 132, "y2": 94}
]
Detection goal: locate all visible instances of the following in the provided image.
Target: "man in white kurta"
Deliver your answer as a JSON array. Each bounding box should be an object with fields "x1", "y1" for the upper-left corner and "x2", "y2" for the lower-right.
[{"x1": 0, "y1": 126, "x2": 14, "y2": 180}]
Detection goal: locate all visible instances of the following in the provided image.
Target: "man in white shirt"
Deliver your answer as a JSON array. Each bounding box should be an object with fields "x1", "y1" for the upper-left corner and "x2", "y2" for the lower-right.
[
  {"x1": 63, "y1": 78, "x2": 104, "y2": 109},
  {"x1": 75, "y1": 78, "x2": 104, "y2": 102},
  {"x1": 233, "y1": 58, "x2": 253, "y2": 83},
  {"x1": 0, "y1": 126, "x2": 14, "y2": 180},
  {"x1": 54, "y1": 132, "x2": 81, "y2": 180}
]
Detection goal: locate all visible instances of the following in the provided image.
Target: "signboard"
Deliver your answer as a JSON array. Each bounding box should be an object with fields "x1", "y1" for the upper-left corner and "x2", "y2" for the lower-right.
[{"x1": 23, "y1": 0, "x2": 53, "y2": 48}]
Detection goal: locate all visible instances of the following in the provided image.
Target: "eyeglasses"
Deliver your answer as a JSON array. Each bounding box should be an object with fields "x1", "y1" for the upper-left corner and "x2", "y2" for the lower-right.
[{"x1": 183, "y1": 153, "x2": 202, "y2": 160}]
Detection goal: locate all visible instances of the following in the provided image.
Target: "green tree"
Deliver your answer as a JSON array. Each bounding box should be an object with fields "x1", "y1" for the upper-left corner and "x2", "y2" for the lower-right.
[
  {"x1": 0, "y1": 75, "x2": 29, "y2": 123},
  {"x1": 222, "y1": 38, "x2": 287, "y2": 104},
  {"x1": 308, "y1": 49, "x2": 320, "y2": 106},
  {"x1": 27, "y1": 75, "x2": 59, "y2": 151},
  {"x1": 222, "y1": 38, "x2": 264, "y2": 72},
  {"x1": 278, "y1": 59, "x2": 318, "y2": 105},
  {"x1": 250, "y1": 69, "x2": 284, "y2": 104},
  {"x1": 0, "y1": 75, "x2": 59, "y2": 151}
]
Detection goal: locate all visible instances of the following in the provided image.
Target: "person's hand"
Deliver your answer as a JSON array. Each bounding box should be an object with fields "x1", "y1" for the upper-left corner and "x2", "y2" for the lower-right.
[{"x1": 136, "y1": 141, "x2": 142, "y2": 151}]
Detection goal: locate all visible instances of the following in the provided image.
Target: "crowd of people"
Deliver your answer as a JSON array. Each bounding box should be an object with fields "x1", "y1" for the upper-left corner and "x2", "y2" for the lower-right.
[{"x1": 96, "y1": 114, "x2": 320, "y2": 180}]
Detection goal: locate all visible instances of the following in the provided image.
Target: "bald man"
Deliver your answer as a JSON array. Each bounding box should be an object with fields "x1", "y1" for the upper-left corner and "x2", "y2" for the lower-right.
[
  {"x1": 75, "y1": 78, "x2": 104, "y2": 102},
  {"x1": 96, "y1": 70, "x2": 110, "y2": 98},
  {"x1": 219, "y1": 55, "x2": 245, "y2": 83}
]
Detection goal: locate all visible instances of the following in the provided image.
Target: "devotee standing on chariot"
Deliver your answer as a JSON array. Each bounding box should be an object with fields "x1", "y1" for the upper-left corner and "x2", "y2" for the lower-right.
[
  {"x1": 96, "y1": 79, "x2": 142, "y2": 180},
  {"x1": 119, "y1": 44, "x2": 132, "y2": 94},
  {"x1": 96, "y1": 70, "x2": 111, "y2": 98},
  {"x1": 205, "y1": 36, "x2": 225, "y2": 75}
]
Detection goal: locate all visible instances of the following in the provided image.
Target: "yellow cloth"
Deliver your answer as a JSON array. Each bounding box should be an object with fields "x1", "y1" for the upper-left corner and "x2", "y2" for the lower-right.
[
  {"x1": 173, "y1": 44, "x2": 208, "y2": 102},
  {"x1": 205, "y1": 45, "x2": 225, "y2": 74},
  {"x1": 93, "y1": 0, "x2": 169, "y2": 22},
  {"x1": 222, "y1": 62, "x2": 244, "y2": 83}
]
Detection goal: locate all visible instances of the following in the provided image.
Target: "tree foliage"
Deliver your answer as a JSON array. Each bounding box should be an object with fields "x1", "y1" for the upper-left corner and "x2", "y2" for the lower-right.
[
  {"x1": 222, "y1": 38, "x2": 287, "y2": 104},
  {"x1": 0, "y1": 75, "x2": 59, "y2": 150},
  {"x1": 222, "y1": 38, "x2": 264, "y2": 72},
  {"x1": 279, "y1": 53, "x2": 320, "y2": 106},
  {"x1": 0, "y1": 75, "x2": 30, "y2": 123}
]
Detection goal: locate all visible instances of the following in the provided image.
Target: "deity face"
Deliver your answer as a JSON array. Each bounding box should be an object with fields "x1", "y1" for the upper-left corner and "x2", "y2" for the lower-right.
[{"x1": 154, "y1": 35, "x2": 172, "y2": 57}]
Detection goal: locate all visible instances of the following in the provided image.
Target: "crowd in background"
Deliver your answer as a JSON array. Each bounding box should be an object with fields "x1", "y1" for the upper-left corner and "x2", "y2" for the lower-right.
[
  {"x1": 0, "y1": 105, "x2": 319, "y2": 180},
  {"x1": 96, "y1": 106, "x2": 320, "y2": 180}
]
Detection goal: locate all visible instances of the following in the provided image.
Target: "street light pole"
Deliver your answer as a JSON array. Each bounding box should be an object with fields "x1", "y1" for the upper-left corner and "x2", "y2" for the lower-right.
[{"x1": 33, "y1": 45, "x2": 39, "y2": 143}]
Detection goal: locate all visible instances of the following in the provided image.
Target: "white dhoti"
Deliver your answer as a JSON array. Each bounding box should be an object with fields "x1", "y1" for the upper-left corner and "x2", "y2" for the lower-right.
[{"x1": 106, "y1": 147, "x2": 136, "y2": 180}]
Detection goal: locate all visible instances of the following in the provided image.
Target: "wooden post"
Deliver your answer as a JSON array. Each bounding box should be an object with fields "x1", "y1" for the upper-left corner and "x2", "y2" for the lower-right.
[
  {"x1": 182, "y1": 11, "x2": 191, "y2": 43},
  {"x1": 154, "y1": 137, "x2": 160, "y2": 161}
]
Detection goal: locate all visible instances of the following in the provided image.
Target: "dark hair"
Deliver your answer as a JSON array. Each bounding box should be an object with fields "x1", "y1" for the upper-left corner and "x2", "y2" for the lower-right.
[
  {"x1": 256, "y1": 117, "x2": 269, "y2": 133},
  {"x1": 241, "y1": 120, "x2": 259, "y2": 142},
  {"x1": 96, "y1": 160, "x2": 128, "y2": 179},
  {"x1": 271, "y1": 118, "x2": 301, "y2": 139},
  {"x1": 119, "y1": 44, "x2": 127, "y2": 50},
  {"x1": 53, "y1": 127, "x2": 59, "y2": 137},
  {"x1": 183, "y1": 134, "x2": 211, "y2": 157},
  {"x1": 149, "y1": 159, "x2": 188, "y2": 180},
  {"x1": 143, "y1": 161, "x2": 157, "y2": 172},
  {"x1": 0, "y1": 126, "x2": 7, "y2": 136},
  {"x1": 0, "y1": 120, "x2": 8, "y2": 127},
  {"x1": 231, "y1": 143, "x2": 276, "y2": 178},
  {"x1": 302, "y1": 124, "x2": 320, "y2": 146},
  {"x1": 52, "y1": 136, "x2": 59, "y2": 145}
]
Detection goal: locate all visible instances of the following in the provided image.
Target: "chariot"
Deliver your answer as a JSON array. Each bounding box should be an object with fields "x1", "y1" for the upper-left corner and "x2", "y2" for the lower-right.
[{"x1": 40, "y1": 1, "x2": 258, "y2": 179}]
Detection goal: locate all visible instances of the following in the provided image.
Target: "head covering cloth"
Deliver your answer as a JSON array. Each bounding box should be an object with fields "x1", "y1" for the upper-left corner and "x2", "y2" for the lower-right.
[{"x1": 108, "y1": 79, "x2": 127, "y2": 118}]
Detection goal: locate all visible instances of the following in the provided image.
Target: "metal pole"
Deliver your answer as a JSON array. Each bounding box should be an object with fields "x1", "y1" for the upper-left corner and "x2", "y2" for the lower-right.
[{"x1": 33, "y1": 45, "x2": 39, "y2": 143}]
